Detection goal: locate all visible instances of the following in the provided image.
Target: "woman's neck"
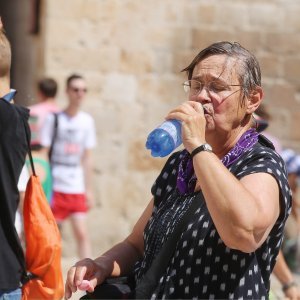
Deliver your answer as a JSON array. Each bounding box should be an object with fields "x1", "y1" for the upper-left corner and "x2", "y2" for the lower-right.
[{"x1": 208, "y1": 125, "x2": 253, "y2": 159}]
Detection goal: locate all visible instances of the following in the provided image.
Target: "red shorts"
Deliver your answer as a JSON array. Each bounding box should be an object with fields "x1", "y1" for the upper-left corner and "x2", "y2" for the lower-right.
[{"x1": 51, "y1": 191, "x2": 87, "y2": 222}]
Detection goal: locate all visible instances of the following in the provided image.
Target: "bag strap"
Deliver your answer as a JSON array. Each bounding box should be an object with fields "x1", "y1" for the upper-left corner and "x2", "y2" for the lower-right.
[
  {"x1": 48, "y1": 112, "x2": 58, "y2": 162},
  {"x1": 24, "y1": 119, "x2": 36, "y2": 176},
  {"x1": 21, "y1": 118, "x2": 40, "y2": 284},
  {"x1": 135, "y1": 193, "x2": 210, "y2": 299}
]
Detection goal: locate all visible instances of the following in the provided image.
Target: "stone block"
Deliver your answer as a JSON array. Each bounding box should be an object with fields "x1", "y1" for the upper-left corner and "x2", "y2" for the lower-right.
[
  {"x1": 263, "y1": 33, "x2": 300, "y2": 55},
  {"x1": 128, "y1": 139, "x2": 165, "y2": 172},
  {"x1": 283, "y1": 58, "x2": 300, "y2": 82},
  {"x1": 215, "y1": 3, "x2": 249, "y2": 28},
  {"x1": 172, "y1": 50, "x2": 196, "y2": 74},
  {"x1": 263, "y1": 83, "x2": 296, "y2": 107},
  {"x1": 58, "y1": 49, "x2": 119, "y2": 74},
  {"x1": 120, "y1": 50, "x2": 154, "y2": 74},
  {"x1": 192, "y1": 29, "x2": 235, "y2": 49},
  {"x1": 100, "y1": 73, "x2": 138, "y2": 103},
  {"x1": 258, "y1": 54, "x2": 281, "y2": 78},
  {"x1": 247, "y1": 3, "x2": 285, "y2": 31},
  {"x1": 182, "y1": 3, "x2": 216, "y2": 25},
  {"x1": 234, "y1": 31, "x2": 263, "y2": 53},
  {"x1": 284, "y1": 5, "x2": 300, "y2": 31}
]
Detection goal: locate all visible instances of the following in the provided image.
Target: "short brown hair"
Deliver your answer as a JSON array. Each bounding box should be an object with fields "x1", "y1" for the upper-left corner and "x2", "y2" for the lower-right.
[
  {"x1": 182, "y1": 41, "x2": 261, "y2": 103},
  {"x1": 66, "y1": 73, "x2": 84, "y2": 88},
  {"x1": 0, "y1": 19, "x2": 11, "y2": 78},
  {"x1": 38, "y1": 78, "x2": 58, "y2": 98}
]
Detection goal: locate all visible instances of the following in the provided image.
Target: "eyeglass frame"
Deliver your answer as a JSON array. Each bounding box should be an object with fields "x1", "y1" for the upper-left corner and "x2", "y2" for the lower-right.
[{"x1": 182, "y1": 79, "x2": 243, "y2": 97}]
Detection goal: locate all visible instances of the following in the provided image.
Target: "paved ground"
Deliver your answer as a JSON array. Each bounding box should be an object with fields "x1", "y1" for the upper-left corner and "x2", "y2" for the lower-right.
[{"x1": 62, "y1": 256, "x2": 300, "y2": 300}]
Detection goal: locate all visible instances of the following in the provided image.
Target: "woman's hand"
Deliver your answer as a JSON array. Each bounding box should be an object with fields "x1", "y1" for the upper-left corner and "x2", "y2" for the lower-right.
[
  {"x1": 65, "y1": 258, "x2": 108, "y2": 299},
  {"x1": 284, "y1": 285, "x2": 300, "y2": 300},
  {"x1": 166, "y1": 101, "x2": 207, "y2": 153}
]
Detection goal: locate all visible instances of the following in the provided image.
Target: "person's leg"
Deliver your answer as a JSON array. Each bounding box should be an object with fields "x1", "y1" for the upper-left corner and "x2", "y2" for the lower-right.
[
  {"x1": 51, "y1": 191, "x2": 69, "y2": 230},
  {"x1": 0, "y1": 288, "x2": 22, "y2": 300},
  {"x1": 70, "y1": 213, "x2": 91, "y2": 259}
]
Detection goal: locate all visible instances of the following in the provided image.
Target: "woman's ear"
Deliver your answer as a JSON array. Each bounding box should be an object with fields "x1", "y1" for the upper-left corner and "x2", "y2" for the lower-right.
[{"x1": 246, "y1": 86, "x2": 263, "y2": 114}]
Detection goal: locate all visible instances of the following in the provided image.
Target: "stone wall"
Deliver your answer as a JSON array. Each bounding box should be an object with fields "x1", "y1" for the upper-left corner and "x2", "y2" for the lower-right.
[{"x1": 37, "y1": 0, "x2": 300, "y2": 257}]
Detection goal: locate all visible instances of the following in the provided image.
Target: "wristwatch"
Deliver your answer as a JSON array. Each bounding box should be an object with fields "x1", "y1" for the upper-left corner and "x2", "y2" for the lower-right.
[{"x1": 190, "y1": 143, "x2": 213, "y2": 159}]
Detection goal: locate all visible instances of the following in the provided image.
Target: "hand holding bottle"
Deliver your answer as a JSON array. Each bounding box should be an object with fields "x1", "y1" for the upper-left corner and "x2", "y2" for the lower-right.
[{"x1": 145, "y1": 102, "x2": 208, "y2": 157}]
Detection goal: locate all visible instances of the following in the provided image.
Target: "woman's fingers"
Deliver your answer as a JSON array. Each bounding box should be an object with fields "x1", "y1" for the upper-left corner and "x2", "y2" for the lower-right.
[
  {"x1": 166, "y1": 101, "x2": 205, "y2": 121},
  {"x1": 64, "y1": 259, "x2": 96, "y2": 299},
  {"x1": 77, "y1": 279, "x2": 94, "y2": 291}
]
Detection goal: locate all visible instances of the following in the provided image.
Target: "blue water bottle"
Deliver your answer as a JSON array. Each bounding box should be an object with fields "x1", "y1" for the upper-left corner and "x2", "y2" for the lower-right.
[{"x1": 145, "y1": 119, "x2": 182, "y2": 157}]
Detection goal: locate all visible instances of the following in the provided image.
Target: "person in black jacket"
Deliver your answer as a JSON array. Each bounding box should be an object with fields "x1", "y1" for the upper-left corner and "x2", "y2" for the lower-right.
[{"x1": 0, "y1": 18, "x2": 30, "y2": 300}]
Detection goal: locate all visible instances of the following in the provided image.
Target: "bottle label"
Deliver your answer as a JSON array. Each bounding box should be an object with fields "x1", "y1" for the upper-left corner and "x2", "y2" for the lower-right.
[{"x1": 159, "y1": 120, "x2": 181, "y2": 146}]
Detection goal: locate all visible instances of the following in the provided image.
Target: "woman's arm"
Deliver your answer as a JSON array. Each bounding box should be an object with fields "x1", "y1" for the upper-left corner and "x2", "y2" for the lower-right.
[
  {"x1": 192, "y1": 151, "x2": 280, "y2": 253},
  {"x1": 167, "y1": 101, "x2": 281, "y2": 253},
  {"x1": 65, "y1": 198, "x2": 154, "y2": 299},
  {"x1": 273, "y1": 250, "x2": 300, "y2": 300}
]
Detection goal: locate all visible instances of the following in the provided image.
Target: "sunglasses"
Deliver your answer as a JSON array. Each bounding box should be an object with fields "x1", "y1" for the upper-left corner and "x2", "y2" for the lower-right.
[{"x1": 70, "y1": 87, "x2": 88, "y2": 93}]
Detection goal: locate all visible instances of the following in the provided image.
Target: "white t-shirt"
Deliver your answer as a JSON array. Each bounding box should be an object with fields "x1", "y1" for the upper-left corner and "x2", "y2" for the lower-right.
[
  {"x1": 18, "y1": 164, "x2": 30, "y2": 192},
  {"x1": 40, "y1": 111, "x2": 96, "y2": 193}
]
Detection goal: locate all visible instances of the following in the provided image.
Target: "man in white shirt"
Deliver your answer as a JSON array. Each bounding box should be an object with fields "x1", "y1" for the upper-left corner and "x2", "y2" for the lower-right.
[{"x1": 41, "y1": 74, "x2": 96, "y2": 259}]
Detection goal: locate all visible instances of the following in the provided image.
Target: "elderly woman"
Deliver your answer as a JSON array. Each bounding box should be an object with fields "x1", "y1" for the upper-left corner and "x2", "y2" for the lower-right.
[{"x1": 65, "y1": 42, "x2": 291, "y2": 299}]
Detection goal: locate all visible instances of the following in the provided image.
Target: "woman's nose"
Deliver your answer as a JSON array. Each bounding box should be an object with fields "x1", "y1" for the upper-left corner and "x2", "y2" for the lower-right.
[{"x1": 191, "y1": 87, "x2": 211, "y2": 104}]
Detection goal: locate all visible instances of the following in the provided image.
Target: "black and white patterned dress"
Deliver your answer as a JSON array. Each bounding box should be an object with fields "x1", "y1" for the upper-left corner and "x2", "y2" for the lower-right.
[{"x1": 134, "y1": 135, "x2": 292, "y2": 299}]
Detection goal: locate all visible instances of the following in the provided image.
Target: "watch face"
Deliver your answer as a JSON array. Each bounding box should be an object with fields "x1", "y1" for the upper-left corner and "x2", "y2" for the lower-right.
[{"x1": 204, "y1": 144, "x2": 212, "y2": 151}]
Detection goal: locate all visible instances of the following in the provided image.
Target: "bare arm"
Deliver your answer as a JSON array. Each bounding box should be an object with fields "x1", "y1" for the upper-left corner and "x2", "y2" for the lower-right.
[
  {"x1": 65, "y1": 198, "x2": 154, "y2": 299},
  {"x1": 167, "y1": 101, "x2": 280, "y2": 253},
  {"x1": 192, "y1": 151, "x2": 280, "y2": 252},
  {"x1": 273, "y1": 250, "x2": 300, "y2": 300}
]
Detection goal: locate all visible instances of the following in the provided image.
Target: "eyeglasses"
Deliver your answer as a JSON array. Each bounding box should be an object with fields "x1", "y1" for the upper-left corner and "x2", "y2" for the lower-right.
[
  {"x1": 183, "y1": 80, "x2": 242, "y2": 96},
  {"x1": 70, "y1": 87, "x2": 88, "y2": 93}
]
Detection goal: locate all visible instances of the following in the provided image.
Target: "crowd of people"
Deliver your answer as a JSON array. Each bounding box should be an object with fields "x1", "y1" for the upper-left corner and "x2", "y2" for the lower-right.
[{"x1": 1, "y1": 15, "x2": 300, "y2": 300}]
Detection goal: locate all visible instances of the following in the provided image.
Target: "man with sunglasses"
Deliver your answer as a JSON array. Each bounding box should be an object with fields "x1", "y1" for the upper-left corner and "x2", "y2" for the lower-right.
[{"x1": 41, "y1": 74, "x2": 96, "y2": 259}]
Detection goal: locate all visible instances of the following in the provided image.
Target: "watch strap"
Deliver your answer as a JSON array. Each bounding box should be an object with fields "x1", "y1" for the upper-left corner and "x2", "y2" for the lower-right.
[{"x1": 190, "y1": 143, "x2": 212, "y2": 159}]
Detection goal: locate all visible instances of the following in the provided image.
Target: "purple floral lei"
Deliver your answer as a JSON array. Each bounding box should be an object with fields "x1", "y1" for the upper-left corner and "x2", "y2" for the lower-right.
[{"x1": 176, "y1": 128, "x2": 259, "y2": 194}]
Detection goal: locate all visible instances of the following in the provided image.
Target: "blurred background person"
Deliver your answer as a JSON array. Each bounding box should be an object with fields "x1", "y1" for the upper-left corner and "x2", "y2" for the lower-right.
[
  {"x1": 40, "y1": 74, "x2": 97, "y2": 259},
  {"x1": 255, "y1": 104, "x2": 282, "y2": 154},
  {"x1": 281, "y1": 149, "x2": 300, "y2": 273},
  {"x1": 26, "y1": 77, "x2": 60, "y2": 203},
  {"x1": 29, "y1": 77, "x2": 60, "y2": 147},
  {"x1": 255, "y1": 106, "x2": 300, "y2": 299}
]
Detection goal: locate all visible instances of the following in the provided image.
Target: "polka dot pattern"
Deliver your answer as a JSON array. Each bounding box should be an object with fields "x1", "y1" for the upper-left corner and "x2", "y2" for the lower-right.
[{"x1": 134, "y1": 137, "x2": 291, "y2": 299}]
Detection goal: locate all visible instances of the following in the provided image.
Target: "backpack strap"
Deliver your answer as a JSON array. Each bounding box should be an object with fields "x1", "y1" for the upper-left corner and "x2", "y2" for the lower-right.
[
  {"x1": 24, "y1": 120, "x2": 36, "y2": 176},
  {"x1": 20, "y1": 118, "x2": 39, "y2": 284},
  {"x1": 48, "y1": 113, "x2": 58, "y2": 162}
]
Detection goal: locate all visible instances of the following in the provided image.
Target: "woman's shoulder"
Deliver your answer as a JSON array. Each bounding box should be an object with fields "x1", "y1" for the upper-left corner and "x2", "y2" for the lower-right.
[{"x1": 231, "y1": 137, "x2": 287, "y2": 181}]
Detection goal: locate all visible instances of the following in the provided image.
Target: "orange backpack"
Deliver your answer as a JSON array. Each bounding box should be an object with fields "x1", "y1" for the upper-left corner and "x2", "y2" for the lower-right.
[{"x1": 21, "y1": 125, "x2": 64, "y2": 299}]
